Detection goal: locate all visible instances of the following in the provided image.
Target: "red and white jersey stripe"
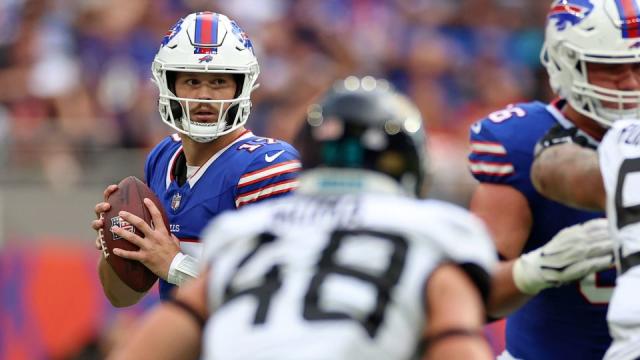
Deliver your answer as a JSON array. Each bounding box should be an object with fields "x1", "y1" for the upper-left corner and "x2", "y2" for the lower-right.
[
  {"x1": 470, "y1": 141, "x2": 507, "y2": 156},
  {"x1": 469, "y1": 160, "x2": 514, "y2": 176},
  {"x1": 236, "y1": 179, "x2": 299, "y2": 207},
  {"x1": 238, "y1": 160, "x2": 302, "y2": 187}
]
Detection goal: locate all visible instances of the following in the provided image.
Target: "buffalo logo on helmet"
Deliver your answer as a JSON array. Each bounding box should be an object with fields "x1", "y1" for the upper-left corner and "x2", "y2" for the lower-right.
[
  {"x1": 198, "y1": 54, "x2": 213, "y2": 63},
  {"x1": 548, "y1": 0, "x2": 594, "y2": 31},
  {"x1": 161, "y1": 18, "x2": 184, "y2": 47},
  {"x1": 110, "y1": 216, "x2": 135, "y2": 240},
  {"x1": 230, "y1": 20, "x2": 255, "y2": 54}
]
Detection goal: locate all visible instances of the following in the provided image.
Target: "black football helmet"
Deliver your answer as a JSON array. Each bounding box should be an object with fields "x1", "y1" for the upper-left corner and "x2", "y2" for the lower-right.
[{"x1": 295, "y1": 77, "x2": 430, "y2": 198}]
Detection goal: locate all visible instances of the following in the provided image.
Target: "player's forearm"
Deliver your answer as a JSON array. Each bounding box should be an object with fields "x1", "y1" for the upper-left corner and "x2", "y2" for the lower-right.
[
  {"x1": 423, "y1": 337, "x2": 492, "y2": 360},
  {"x1": 486, "y1": 260, "x2": 532, "y2": 318},
  {"x1": 98, "y1": 257, "x2": 146, "y2": 307},
  {"x1": 425, "y1": 265, "x2": 492, "y2": 359},
  {"x1": 110, "y1": 274, "x2": 208, "y2": 360},
  {"x1": 531, "y1": 143, "x2": 605, "y2": 211},
  {"x1": 108, "y1": 303, "x2": 201, "y2": 360}
]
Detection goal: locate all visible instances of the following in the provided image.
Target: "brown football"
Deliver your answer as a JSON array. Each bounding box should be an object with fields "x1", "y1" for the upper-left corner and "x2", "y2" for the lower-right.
[{"x1": 100, "y1": 176, "x2": 169, "y2": 292}]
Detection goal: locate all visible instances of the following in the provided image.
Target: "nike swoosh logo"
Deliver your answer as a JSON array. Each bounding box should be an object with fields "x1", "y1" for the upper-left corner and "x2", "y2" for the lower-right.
[
  {"x1": 265, "y1": 150, "x2": 285, "y2": 163},
  {"x1": 471, "y1": 122, "x2": 482, "y2": 134}
]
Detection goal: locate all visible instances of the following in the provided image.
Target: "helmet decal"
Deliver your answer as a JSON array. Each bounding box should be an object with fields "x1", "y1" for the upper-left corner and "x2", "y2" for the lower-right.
[
  {"x1": 548, "y1": 0, "x2": 594, "y2": 31},
  {"x1": 614, "y1": 0, "x2": 640, "y2": 38},
  {"x1": 193, "y1": 12, "x2": 220, "y2": 54},
  {"x1": 161, "y1": 18, "x2": 184, "y2": 47},
  {"x1": 230, "y1": 20, "x2": 254, "y2": 54},
  {"x1": 198, "y1": 54, "x2": 213, "y2": 63}
]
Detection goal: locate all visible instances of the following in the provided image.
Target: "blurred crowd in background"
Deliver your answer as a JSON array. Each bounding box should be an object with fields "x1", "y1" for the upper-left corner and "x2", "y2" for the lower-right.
[{"x1": 0, "y1": 0, "x2": 553, "y2": 202}]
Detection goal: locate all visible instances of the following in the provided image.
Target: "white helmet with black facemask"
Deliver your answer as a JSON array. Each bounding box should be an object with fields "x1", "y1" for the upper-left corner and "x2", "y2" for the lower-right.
[{"x1": 152, "y1": 12, "x2": 259, "y2": 142}]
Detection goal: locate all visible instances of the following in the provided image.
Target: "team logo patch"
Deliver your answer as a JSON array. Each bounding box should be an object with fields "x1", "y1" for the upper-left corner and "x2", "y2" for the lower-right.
[
  {"x1": 171, "y1": 193, "x2": 182, "y2": 211},
  {"x1": 110, "y1": 216, "x2": 135, "y2": 240},
  {"x1": 161, "y1": 18, "x2": 184, "y2": 47},
  {"x1": 198, "y1": 54, "x2": 213, "y2": 63},
  {"x1": 548, "y1": 0, "x2": 594, "y2": 31}
]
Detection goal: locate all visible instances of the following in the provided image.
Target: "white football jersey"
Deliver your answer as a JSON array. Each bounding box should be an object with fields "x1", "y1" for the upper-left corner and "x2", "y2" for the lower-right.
[
  {"x1": 600, "y1": 120, "x2": 640, "y2": 360},
  {"x1": 199, "y1": 193, "x2": 496, "y2": 360}
]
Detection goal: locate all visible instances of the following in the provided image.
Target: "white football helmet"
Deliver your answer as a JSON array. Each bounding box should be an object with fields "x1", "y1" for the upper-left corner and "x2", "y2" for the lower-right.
[
  {"x1": 152, "y1": 12, "x2": 260, "y2": 142},
  {"x1": 541, "y1": 0, "x2": 640, "y2": 127}
]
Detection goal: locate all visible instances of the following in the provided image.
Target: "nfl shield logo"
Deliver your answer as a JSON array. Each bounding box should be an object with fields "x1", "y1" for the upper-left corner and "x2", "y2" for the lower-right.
[
  {"x1": 110, "y1": 216, "x2": 134, "y2": 240},
  {"x1": 171, "y1": 193, "x2": 182, "y2": 211}
]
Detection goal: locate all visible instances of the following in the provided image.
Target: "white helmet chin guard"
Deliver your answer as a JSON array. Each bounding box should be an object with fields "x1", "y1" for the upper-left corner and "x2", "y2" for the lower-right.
[
  {"x1": 152, "y1": 12, "x2": 260, "y2": 142},
  {"x1": 541, "y1": 0, "x2": 640, "y2": 127}
]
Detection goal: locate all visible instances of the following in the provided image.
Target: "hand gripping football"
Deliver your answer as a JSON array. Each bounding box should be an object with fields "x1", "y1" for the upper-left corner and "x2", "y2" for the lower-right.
[{"x1": 100, "y1": 176, "x2": 169, "y2": 292}]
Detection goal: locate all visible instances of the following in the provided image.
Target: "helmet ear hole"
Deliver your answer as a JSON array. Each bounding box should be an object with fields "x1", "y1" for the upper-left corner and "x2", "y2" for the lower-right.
[
  {"x1": 170, "y1": 100, "x2": 183, "y2": 120},
  {"x1": 166, "y1": 71, "x2": 183, "y2": 120},
  {"x1": 232, "y1": 74, "x2": 244, "y2": 98}
]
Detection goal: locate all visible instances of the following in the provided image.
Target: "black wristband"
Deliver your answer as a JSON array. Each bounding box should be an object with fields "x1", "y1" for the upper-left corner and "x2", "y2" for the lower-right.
[{"x1": 166, "y1": 297, "x2": 206, "y2": 328}]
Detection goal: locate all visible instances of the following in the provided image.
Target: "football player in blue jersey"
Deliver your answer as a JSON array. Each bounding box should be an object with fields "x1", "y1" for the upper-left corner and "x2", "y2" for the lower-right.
[
  {"x1": 90, "y1": 12, "x2": 301, "y2": 307},
  {"x1": 467, "y1": 1, "x2": 640, "y2": 358}
]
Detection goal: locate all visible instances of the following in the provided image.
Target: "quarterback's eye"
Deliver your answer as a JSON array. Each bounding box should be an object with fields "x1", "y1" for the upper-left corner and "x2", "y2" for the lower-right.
[
  {"x1": 210, "y1": 77, "x2": 228, "y2": 86},
  {"x1": 184, "y1": 78, "x2": 201, "y2": 86}
]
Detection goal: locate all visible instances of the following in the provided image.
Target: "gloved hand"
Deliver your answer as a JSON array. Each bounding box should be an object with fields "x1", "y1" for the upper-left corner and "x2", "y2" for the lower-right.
[
  {"x1": 534, "y1": 124, "x2": 596, "y2": 158},
  {"x1": 513, "y1": 218, "x2": 614, "y2": 295}
]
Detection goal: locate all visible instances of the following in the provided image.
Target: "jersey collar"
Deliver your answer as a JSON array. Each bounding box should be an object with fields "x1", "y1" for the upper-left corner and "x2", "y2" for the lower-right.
[
  {"x1": 546, "y1": 101, "x2": 600, "y2": 147},
  {"x1": 165, "y1": 130, "x2": 254, "y2": 189}
]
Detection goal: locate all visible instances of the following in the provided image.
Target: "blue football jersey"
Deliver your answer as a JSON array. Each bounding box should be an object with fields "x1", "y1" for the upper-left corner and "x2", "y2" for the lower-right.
[
  {"x1": 468, "y1": 101, "x2": 615, "y2": 359},
  {"x1": 144, "y1": 131, "x2": 301, "y2": 299}
]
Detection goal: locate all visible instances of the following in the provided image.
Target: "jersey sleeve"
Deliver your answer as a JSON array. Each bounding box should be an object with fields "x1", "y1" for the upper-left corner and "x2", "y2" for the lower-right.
[
  {"x1": 234, "y1": 143, "x2": 302, "y2": 208},
  {"x1": 468, "y1": 120, "x2": 520, "y2": 186},
  {"x1": 434, "y1": 202, "x2": 498, "y2": 273},
  {"x1": 418, "y1": 201, "x2": 498, "y2": 301}
]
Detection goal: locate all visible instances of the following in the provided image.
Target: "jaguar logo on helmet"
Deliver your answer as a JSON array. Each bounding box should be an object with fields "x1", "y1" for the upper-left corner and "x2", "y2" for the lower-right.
[{"x1": 548, "y1": 0, "x2": 594, "y2": 31}]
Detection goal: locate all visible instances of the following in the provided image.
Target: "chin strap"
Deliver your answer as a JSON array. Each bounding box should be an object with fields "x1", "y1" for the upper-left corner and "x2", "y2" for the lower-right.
[{"x1": 167, "y1": 252, "x2": 199, "y2": 285}]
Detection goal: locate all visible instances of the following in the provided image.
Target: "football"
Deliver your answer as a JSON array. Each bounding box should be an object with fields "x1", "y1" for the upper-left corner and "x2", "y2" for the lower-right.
[{"x1": 100, "y1": 176, "x2": 169, "y2": 292}]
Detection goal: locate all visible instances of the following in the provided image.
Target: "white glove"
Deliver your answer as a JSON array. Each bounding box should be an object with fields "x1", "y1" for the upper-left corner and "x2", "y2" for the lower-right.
[{"x1": 513, "y1": 218, "x2": 614, "y2": 295}]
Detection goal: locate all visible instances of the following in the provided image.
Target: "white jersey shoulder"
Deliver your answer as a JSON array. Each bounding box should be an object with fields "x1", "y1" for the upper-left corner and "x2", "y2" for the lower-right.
[
  {"x1": 200, "y1": 194, "x2": 496, "y2": 360},
  {"x1": 599, "y1": 121, "x2": 640, "y2": 360},
  {"x1": 599, "y1": 120, "x2": 640, "y2": 247}
]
